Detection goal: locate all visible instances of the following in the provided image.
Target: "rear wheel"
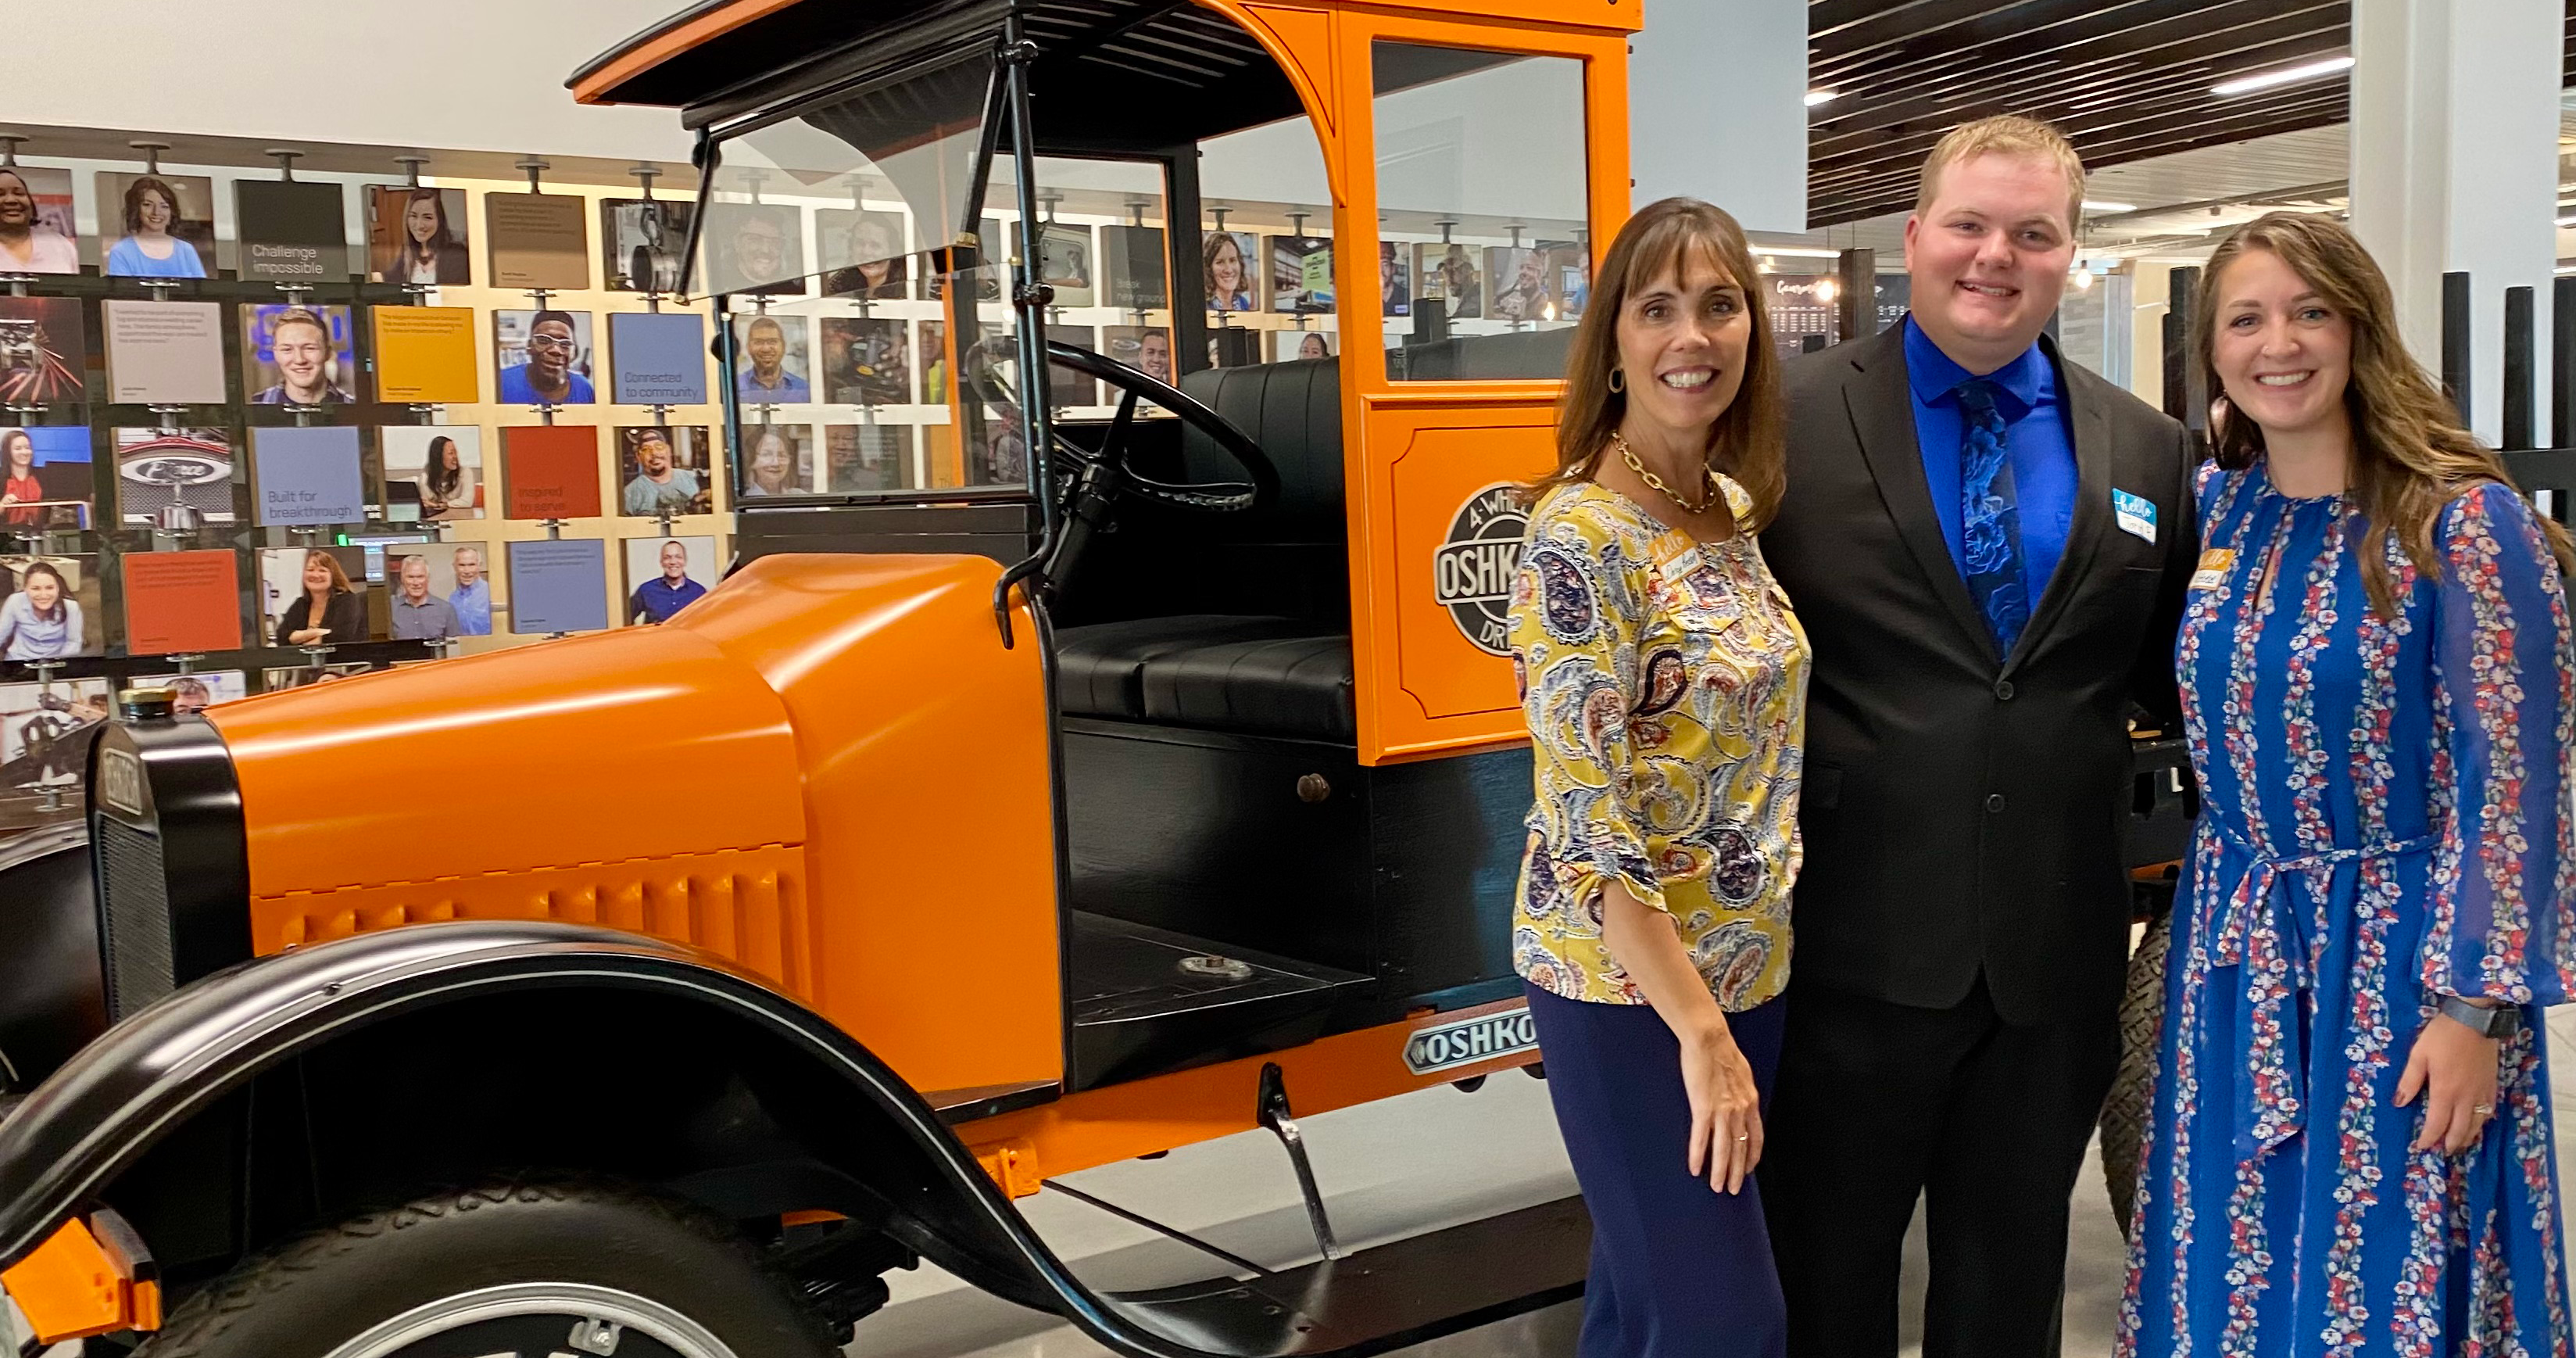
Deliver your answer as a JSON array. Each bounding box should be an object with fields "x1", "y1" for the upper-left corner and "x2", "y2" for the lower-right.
[{"x1": 136, "y1": 1179, "x2": 839, "y2": 1358}]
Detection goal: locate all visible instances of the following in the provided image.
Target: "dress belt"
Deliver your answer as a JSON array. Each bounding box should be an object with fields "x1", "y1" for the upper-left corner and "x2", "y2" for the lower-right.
[{"x1": 2199, "y1": 822, "x2": 2439, "y2": 1166}]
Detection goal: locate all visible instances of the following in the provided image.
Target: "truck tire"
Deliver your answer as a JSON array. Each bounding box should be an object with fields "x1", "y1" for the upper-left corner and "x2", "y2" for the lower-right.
[{"x1": 134, "y1": 1177, "x2": 840, "y2": 1358}]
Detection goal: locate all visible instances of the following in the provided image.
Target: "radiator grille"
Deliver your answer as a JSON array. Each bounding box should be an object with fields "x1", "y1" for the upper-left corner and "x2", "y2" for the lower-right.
[{"x1": 95, "y1": 816, "x2": 175, "y2": 1021}]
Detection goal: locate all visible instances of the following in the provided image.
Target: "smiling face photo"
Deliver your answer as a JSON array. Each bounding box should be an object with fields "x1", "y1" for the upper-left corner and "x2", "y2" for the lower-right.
[
  {"x1": 0, "y1": 167, "x2": 78, "y2": 274},
  {"x1": 100, "y1": 172, "x2": 216, "y2": 278},
  {"x1": 369, "y1": 186, "x2": 470, "y2": 286},
  {"x1": 241, "y1": 305, "x2": 357, "y2": 406}
]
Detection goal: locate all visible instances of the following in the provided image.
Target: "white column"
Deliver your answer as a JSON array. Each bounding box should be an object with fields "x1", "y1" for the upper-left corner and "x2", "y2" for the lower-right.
[{"x1": 2349, "y1": 0, "x2": 2560, "y2": 444}]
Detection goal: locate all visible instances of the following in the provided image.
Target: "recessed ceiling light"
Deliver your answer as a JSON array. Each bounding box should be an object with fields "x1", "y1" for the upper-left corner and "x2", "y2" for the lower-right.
[
  {"x1": 2081, "y1": 200, "x2": 2138, "y2": 213},
  {"x1": 1805, "y1": 90, "x2": 1841, "y2": 107},
  {"x1": 2557, "y1": 214, "x2": 2576, "y2": 228},
  {"x1": 1751, "y1": 245, "x2": 1843, "y2": 258},
  {"x1": 2211, "y1": 55, "x2": 2355, "y2": 98}
]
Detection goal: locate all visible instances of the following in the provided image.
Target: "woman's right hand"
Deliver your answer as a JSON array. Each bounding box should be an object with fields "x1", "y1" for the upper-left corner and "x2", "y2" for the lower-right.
[{"x1": 1680, "y1": 1021, "x2": 1764, "y2": 1195}]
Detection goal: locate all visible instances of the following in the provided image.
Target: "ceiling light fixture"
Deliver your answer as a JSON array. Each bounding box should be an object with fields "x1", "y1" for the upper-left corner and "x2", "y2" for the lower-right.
[
  {"x1": 2081, "y1": 200, "x2": 2138, "y2": 213},
  {"x1": 1805, "y1": 89, "x2": 1841, "y2": 108},
  {"x1": 1751, "y1": 245, "x2": 1843, "y2": 258},
  {"x1": 2557, "y1": 214, "x2": 2576, "y2": 228},
  {"x1": 2211, "y1": 55, "x2": 2355, "y2": 98}
]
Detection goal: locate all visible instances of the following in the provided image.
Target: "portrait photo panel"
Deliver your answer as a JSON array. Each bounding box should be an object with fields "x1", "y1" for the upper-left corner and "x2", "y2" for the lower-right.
[
  {"x1": 731, "y1": 314, "x2": 812, "y2": 404},
  {"x1": 495, "y1": 308, "x2": 597, "y2": 406},
  {"x1": 116, "y1": 427, "x2": 235, "y2": 527},
  {"x1": 0, "y1": 167, "x2": 79, "y2": 274},
  {"x1": 380, "y1": 425, "x2": 485, "y2": 522},
  {"x1": 2, "y1": 426, "x2": 94, "y2": 531},
  {"x1": 98, "y1": 172, "x2": 216, "y2": 279},
  {"x1": 817, "y1": 209, "x2": 907, "y2": 300},
  {"x1": 700, "y1": 202, "x2": 807, "y2": 298},
  {"x1": 823, "y1": 424, "x2": 910, "y2": 495},
  {"x1": 239, "y1": 303, "x2": 357, "y2": 406},
  {"x1": 624, "y1": 536, "x2": 719, "y2": 626},
  {"x1": 144, "y1": 670, "x2": 249, "y2": 714},
  {"x1": 1202, "y1": 230, "x2": 1258, "y2": 313},
  {"x1": 1417, "y1": 242, "x2": 1483, "y2": 319},
  {"x1": 369, "y1": 186, "x2": 472, "y2": 287},
  {"x1": 820, "y1": 317, "x2": 911, "y2": 406},
  {"x1": 0, "y1": 554, "x2": 103, "y2": 660},
  {"x1": 735, "y1": 421, "x2": 816, "y2": 501},
  {"x1": 257, "y1": 545, "x2": 374, "y2": 647},
  {"x1": 617, "y1": 425, "x2": 714, "y2": 517},
  {"x1": 1273, "y1": 328, "x2": 1335, "y2": 363},
  {"x1": 382, "y1": 539, "x2": 482, "y2": 643},
  {"x1": 1102, "y1": 326, "x2": 1174, "y2": 386}
]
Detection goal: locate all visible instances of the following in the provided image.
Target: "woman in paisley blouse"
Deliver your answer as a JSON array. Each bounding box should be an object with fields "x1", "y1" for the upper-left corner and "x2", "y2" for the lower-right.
[
  {"x1": 2121, "y1": 212, "x2": 2576, "y2": 1356},
  {"x1": 1509, "y1": 195, "x2": 1806, "y2": 1357}
]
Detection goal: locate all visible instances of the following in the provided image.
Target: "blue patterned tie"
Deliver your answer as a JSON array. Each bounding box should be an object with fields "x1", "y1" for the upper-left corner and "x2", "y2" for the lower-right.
[{"x1": 1954, "y1": 378, "x2": 2030, "y2": 657}]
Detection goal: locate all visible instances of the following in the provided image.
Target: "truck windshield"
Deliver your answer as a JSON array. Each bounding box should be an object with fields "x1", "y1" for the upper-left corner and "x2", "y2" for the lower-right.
[{"x1": 690, "y1": 45, "x2": 997, "y2": 299}]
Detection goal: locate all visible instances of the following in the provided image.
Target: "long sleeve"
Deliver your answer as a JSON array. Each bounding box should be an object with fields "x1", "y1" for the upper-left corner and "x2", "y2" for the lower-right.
[
  {"x1": 61, "y1": 601, "x2": 82, "y2": 656},
  {"x1": 0, "y1": 596, "x2": 21, "y2": 658},
  {"x1": 2422, "y1": 481, "x2": 2576, "y2": 1006},
  {"x1": 324, "y1": 592, "x2": 368, "y2": 643},
  {"x1": 2129, "y1": 427, "x2": 2199, "y2": 731},
  {"x1": 1515, "y1": 522, "x2": 1668, "y2": 918}
]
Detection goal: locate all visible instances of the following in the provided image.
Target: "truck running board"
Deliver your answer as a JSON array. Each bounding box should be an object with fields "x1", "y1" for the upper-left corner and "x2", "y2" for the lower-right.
[{"x1": 1097, "y1": 1195, "x2": 1588, "y2": 1357}]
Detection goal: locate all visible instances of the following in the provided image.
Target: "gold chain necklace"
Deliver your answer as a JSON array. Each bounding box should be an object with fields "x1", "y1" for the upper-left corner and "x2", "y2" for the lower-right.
[{"x1": 1613, "y1": 431, "x2": 1719, "y2": 517}]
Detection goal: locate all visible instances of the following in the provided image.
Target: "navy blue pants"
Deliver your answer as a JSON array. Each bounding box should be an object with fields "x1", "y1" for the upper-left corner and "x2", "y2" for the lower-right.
[{"x1": 1527, "y1": 984, "x2": 1788, "y2": 1358}]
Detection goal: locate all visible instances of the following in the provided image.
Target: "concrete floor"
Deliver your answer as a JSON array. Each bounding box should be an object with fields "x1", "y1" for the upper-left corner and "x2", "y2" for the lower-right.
[
  {"x1": 16, "y1": 1011, "x2": 2571, "y2": 1358},
  {"x1": 850, "y1": 1006, "x2": 2576, "y2": 1358}
]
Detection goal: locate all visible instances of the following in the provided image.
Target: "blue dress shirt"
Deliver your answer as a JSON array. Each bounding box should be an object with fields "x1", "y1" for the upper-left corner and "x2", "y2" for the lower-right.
[
  {"x1": 630, "y1": 575, "x2": 707, "y2": 625},
  {"x1": 1900, "y1": 317, "x2": 2078, "y2": 605},
  {"x1": 449, "y1": 579, "x2": 491, "y2": 636}
]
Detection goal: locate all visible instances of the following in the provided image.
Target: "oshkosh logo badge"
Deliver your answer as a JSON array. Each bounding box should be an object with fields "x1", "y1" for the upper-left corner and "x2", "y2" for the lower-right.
[
  {"x1": 1404, "y1": 1005, "x2": 1539, "y2": 1075},
  {"x1": 1433, "y1": 483, "x2": 1527, "y2": 657}
]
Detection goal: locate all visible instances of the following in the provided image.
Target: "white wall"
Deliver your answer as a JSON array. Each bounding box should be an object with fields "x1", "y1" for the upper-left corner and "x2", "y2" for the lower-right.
[
  {"x1": 1631, "y1": 0, "x2": 1808, "y2": 232},
  {"x1": 0, "y1": 3, "x2": 694, "y2": 166}
]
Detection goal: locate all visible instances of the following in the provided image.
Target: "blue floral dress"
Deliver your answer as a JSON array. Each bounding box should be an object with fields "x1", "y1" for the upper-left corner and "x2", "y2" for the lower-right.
[{"x1": 2121, "y1": 462, "x2": 2576, "y2": 1356}]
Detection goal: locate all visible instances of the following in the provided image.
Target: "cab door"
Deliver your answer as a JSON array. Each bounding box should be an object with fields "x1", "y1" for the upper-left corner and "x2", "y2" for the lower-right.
[{"x1": 1326, "y1": 5, "x2": 1637, "y2": 765}]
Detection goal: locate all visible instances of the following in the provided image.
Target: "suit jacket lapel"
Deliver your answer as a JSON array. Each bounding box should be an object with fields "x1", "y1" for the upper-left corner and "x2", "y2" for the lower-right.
[
  {"x1": 1842, "y1": 328, "x2": 1995, "y2": 660},
  {"x1": 2007, "y1": 336, "x2": 2113, "y2": 672}
]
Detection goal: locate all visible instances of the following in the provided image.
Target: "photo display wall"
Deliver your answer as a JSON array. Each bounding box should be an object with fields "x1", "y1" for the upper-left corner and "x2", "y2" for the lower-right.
[{"x1": 0, "y1": 147, "x2": 778, "y2": 837}]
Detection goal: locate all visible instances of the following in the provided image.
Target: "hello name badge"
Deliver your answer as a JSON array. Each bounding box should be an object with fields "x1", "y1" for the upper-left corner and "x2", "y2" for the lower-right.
[
  {"x1": 2113, "y1": 489, "x2": 2158, "y2": 545},
  {"x1": 2190, "y1": 548, "x2": 2236, "y2": 592}
]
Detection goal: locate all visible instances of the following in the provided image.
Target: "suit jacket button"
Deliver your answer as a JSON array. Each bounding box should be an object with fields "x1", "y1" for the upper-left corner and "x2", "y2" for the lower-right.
[
  {"x1": 1986, "y1": 794, "x2": 2007, "y2": 813},
  {"x1": 1995, "y1": 679, "x2": 2016, "y2": 700}
]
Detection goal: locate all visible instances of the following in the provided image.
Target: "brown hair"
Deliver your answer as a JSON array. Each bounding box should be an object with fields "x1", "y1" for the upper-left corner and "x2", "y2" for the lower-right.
[
  {"x1": 2194, "y1": 211, "x2": 2576, "y2": 616},
  {"x1": 120, "y1": 176, "x2": 183, "y2": 238},
  {"x1": 1527, "y1": 197, "x2": 1785, "y2": 530},
  {"x1": 300, "y1": 548, "x2": 352, "y2": 595},
  {"x1": 1914, "y1": 114, "x2": 2086, "y2": 233}
]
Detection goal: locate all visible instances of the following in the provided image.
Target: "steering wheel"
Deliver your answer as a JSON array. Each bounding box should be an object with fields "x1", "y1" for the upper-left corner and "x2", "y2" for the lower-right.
[{"x1": 963, "y1": 336, "x2": 1279, "y2": 591}]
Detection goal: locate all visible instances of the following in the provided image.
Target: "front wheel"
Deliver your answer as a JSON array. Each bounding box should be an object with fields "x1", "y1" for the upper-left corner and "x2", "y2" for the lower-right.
[{"x1": 137, "y1": 1178, "x2": 841, "y2": 1358}]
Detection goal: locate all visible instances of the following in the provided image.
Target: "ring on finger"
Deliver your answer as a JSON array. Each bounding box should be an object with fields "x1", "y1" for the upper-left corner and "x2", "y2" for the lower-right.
[{"x1": 2473, "y1": 1103, "x2": 2496, "y2": 1118}]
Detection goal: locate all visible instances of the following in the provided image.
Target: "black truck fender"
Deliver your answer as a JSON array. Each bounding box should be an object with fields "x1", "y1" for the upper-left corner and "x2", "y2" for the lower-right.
[{"x1": 0, "y1": 919, "x2": 1234, "y2": 1357}]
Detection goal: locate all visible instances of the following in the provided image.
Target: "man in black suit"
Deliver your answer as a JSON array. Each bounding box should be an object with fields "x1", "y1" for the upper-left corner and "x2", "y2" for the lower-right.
[{"x1": 1758, "y1": 116, "x2": 2195, "y2": 1357}]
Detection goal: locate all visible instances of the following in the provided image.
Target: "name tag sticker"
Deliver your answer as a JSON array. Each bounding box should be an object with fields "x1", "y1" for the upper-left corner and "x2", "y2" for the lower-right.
[
  {"x1": 2190, "y1": 548, "x2": 2236, "y2": 592},
  {"x1": 2113, "y1": 489, "x2": 2158, "y2": 544}
]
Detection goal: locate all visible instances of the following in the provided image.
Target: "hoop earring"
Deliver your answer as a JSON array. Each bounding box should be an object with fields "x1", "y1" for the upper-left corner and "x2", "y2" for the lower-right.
[{"x1": 1608, "y1": 367, "x2": 1625, "y2": 393}]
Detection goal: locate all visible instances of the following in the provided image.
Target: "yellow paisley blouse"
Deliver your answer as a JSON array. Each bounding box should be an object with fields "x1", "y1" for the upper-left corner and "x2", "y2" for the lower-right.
[{"x1": 1510, "y1": 476, "x2": 1809, "y2": 1010}]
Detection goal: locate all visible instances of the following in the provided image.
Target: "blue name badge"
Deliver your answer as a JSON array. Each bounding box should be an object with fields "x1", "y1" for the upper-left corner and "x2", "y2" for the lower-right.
[{"x1": 2113, "y1": 489, "x2": 2157, "y2": 545}]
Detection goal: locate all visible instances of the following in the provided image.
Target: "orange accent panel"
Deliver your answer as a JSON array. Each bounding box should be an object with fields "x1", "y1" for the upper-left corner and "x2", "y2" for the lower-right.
[
  {"x1": 1290, "y1": 3, "x2": 1630, "y2": 765},
  {"x1": 678, "y1": 554, "x2": 1063, "y2": 1096},
  {"x1": 251, "y1": 845, "x2": 814, "y2": 997},
  {"x1": 209, "y1": 554, "x2": 1058, "y2": 1098},
  {"x1": 1, "y1": 1217, "x2": 154, "y2": 1345},
  {"x1": 571, "y1": 0, "x2": 811, "y2": 105},
  {"x1": 964, "y1": 1008, "x2": 1537, "y2": 1194},
  {"x1": 213, "y1": 629, "x2": 807, "y2": 906}
]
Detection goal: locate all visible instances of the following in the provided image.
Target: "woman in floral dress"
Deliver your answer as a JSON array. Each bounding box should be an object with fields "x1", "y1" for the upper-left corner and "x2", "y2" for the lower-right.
[{"x1": 2122, "y1": 211, "x2": 2576, "y2": 1355}]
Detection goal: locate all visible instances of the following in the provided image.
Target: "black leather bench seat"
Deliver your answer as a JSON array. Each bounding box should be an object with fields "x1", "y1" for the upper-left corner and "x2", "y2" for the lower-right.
[{"x1": 1056, "y1": 617, "x2": 1355, "y2": 744}]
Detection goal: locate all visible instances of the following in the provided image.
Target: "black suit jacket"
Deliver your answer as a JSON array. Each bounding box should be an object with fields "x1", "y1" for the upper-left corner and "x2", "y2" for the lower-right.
[{"x1": 1762, "y1": 324, "x2": 2195, "y2": 1024}]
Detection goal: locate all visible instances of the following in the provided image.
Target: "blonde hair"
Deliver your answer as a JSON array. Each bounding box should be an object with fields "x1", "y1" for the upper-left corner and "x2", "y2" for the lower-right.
[
  {"x1": 1913, "y1": 115, "x2": 2087, "y2": 232},
  {"x1": 2194, "y1": 211, "x2": 2576, "y2": 617},
  {"x1": 1525, "y1": 197, "x2": 1784, "y2": 532}
]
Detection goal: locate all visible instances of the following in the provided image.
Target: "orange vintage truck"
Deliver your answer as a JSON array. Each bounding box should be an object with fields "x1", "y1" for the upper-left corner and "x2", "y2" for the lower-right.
[{"x1": 0, "y1": 2, "x2": 1645, "y2": 1353}]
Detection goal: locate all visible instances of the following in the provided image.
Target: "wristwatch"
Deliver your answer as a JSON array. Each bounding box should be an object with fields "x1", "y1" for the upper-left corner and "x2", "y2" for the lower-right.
[{"x1": 2437, "y1": 994, "x2": 2524, "y2": 1039}]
